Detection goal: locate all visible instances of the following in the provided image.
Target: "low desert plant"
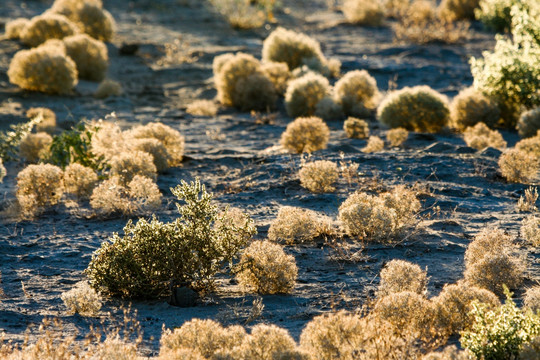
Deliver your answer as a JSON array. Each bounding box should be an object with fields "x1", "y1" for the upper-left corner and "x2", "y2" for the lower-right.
[
  {"x1": 516, "y1": 133, "x2": 540, "y2": 159},
  {"x1": 376, "y1": 259, "x2": 428, "y2": 299},
  {"x1": 464, "y1": 227, "x2": 514, "y2": 267},
  {"x1": 524, "y1": 286, "x2": 540, "y2": 314},
  {"x1": 463, "y1": 122, "x2": 506, "y2": 150},
  {"x1": 438, "y1": 0, "x2": 481, "y2": 21},
  {"x1": 233, "y1": 324, "x2": 298, "y2": 360},
  {"x1": 63, "y1": 163, "x2": 98, "y2": 199},
  {"x1": 517, "y1": 186, "x2": 538, "y2": 212},
  {"x1": 48, "y1": 122, "x2": 101, "y2": 169},
  {"x1": 474, "y1": 0, "x2": 517, "y2": 32},
  {"x1": 209, "y1": 0, "x2": 265, "y2": 29},
  {"x1": 299, "y1": 160, "x2": 338, "y2": 193},
  {"x1": 280, "y1": 116, "x2": 330, "y2": 153},
  {"x1": 89, "y1": 120, "x2": 126, "y2": 161},
  {"x1": 186, "y1": 100, "x2": 219, "y2": 116},
  {"x1": 334, "y1": 70, "x2": 380, "y2": 117},
  {"x1": 63, "y1": 34, "x2": 108, "y2": 81},
  {"x1": 5, "y1": 18, "x2": 30, "y2": 39},
  {"x1": 87, "y1": 179, "x2": 255, "y2": 298},
  {"x1": 422, "y1": 345, "x2": 471, "y2": 360},
  {"x1": 51, "y1": 0, "x2": 103, "y2": 21},
  {"x1": 0, "y1": 116, "x2": 43, "y2": 161},
  {"x1": 261, "y1": 62, "x2": 291, "y2": 95},
  {"x1": 0, "y1": 159, "x2": 5, "y2": 183},
  {"x1": 383, "y1": 0, "x2": 411, "y2": 18},
  {"x1": 268, "y1": 206, "x2": 321, "y2": 244},
  {"x1": 94, "y1": 78, "x2": 123, "y2": 98},
  {"x1": 55, "y1": 2, "x2": 115, "y2": 42},
  {"x1": 130, "y1": 138, "x2": 170, "y2": 172},
  {"x1": 362, "y1": 135, "x2": 384, "y2": 153},
  {"x1": 498, "y1": 148, "x2": 539, "y2": 183},
  {"x1": 342, "y1": 0, "x2": 385, "y2": 26},
  {"x1": 109, "y1": 151, "x2": 157, "y2": 184},
  {"x1": 521, "y1": 216, "x2": 540, "y2": 246},
  {"x1": 343, "y1": 117, "x2": 369, "y2": 139},
  {"x1": 19, "y1": 132, "x2": 53, "y2": 163},
  {"x1": 128, "y1": 122, "x2": 185, "y2": 167},
  {"x1": 377, "y1": 85, "x2": 450, "y2": 133},
  {"x1": 450, "y1": 87, "x2": 501, "y2": 130},
  {"x1": 27, "y1": 107, "x2": 57, "y2": 134},
  {"x1": 236, "y1": 240, "x2": 297, "y2": 294},
  {"x1": 387, "y1": 127, "x2": 409, "y2": 147},
  {"x1": 517, "y1": 108, "x2": 540, "y2": 138},
  {"x1": 61, "y1": 281, "x2": 102, "y2": 316},
  {"x1": 314, "y1": 96, "x2": 343, "y2": 121},
  {"x1": 464, "y1": 252, "x2": 525, "y2": 296},
  {"x1": 285, "y1": 73, "x2": 330, "y2": 118},
  {"x1": 20, "y1": 14, "x2": 78, "y2": 47},
  {"x1": 16, "y1": 164, "x2": 64, "y2": 216}
]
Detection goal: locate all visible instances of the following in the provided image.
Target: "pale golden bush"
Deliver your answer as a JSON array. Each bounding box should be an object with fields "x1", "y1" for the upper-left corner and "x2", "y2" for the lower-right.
[
  {"x1": 5, "y1": 18, "x2": 30, "y2": 39},
  {"x1": 235, "y1": 324, "x2": 297, "y2": 360},
  {"x1": 377, "y1": 259, "x2": 428, "y2": 299},
  {"x1": 16, "y1": 164, "x2": 64, "y2": 216},
  {"x1": 60, "y1": 281, "x2": 102, "y2": 316},
  {"x1": 268, "y1": 206, "x2": 321, "y2": 244},
  {"x1": 159, "y1": 348, "x2": 205, "y2": 360},
  {"x1": 8, "y1": 42, "x2": 78, "y2": 94},
  {"x1": 89, "y1": 120, "x2": 126, "y2": 161},
  {"x1": 19, "y1": 132, "x2": 53, "y2": 163},
  {"x1": 299, "y1": 160, "x2": 338, "y2": 193},
  {"x1": 463, "y1": 122, "x2": 506, "y2": 150},
  {"x1": 186, "y1": 100, "x2": 219, "y2": 117},
  {"x1": 523, "y1": 287, "x2": 540, "y2": 314},
  {"x1": 86, "y1": 336, "x2": 143, "y2": 360},
  {"x1": 314, "y1": 96, "x2": 343, "y2": 121},
  {"x1": 27, "y1": 107, "x2": 57, "y2": 134},
  {"x1": 20, "y1": 14, "x2": 78, "y2": 47},
  {"x1": 285, "y1": 73, "x2": 330, "y2": 118},
  {"x1": 438, "y1": 0, "x2": 481, "y2": 21},
  {"x1": 422, "y1": 345, "x2": 472, "y2": 360},
  {"x1": 63, "y1": 33, "x2": 108, "y2": 81},
  {"x1": 343, "y1": 0, "x2": 385, "y2": 25},
  {"x1": 387, "y1": 127, "x2": 409, "y2": 147},
  {"x1": 130, "y1": 138, "x2": 170, "y2": 172},
  {"x1": 129, "y1": 122, "x2": 185, "y2": 167},
  {"x1": 516, "y1": 133, "x2": 540, "y2": 159},
  {"x1": 498, "y1": 148, "x2": 539, "y2": 183},
  {"x1": 450, "y1": 87, "x2": 500, "y2": 130},
  {"x1": 464, "y1": 227, "x2": 514, "y2": 268},
  {"x1": 464, "y1": 252, "x2": 525, "y2": 296},
  {"x1": 362, "y1": 135, "x2": 384, "y2": 153},
  {"x1": 384, "y1": 0, "x2": 411, "y2": 18},
  {"x1": 209, "y1": 0, "x2": 265, "y2": 30},
  {"x1": 51, "y1": 0, "x2": 103, "y2": 20},
  {"x1": 236, "y1": 240, "x2": 297, "y2": 294},
  {"x1": 261, "y1": 62, "x2": 291, "y2": 95},
  {"x1": 280, "y1": 116, "x2": 330, "y2": 154},
  {"x1": 213, "y1": 53, "x2": 235, "y2": 76},
  {"x1": 63, "y1": 163, "x2": 98, "y2": 199},
  {"x1": 75, "y1": 3, "x2": 115, "y2": 42},
  {"x1": 522, "y1": 215, "x2": 540, "y2": 246},
  {"x1": 109, "y1": 151, "x2": 157, "y2": 184},
  {"x1": 343, "y1": 117, "x2": 369, "y2": 139},
  {"x1": 94, "y1": 78, "x2": 123, "y2": 98},
  {"x1": 517, "y1": 187, "x2": 538, "y2": 212},
  {"x1": 517, "y1": 108, "x2": 540, "y2": 139},
  {"x1": 334, "y1": 70, "x2": 380, "y2": 117}
]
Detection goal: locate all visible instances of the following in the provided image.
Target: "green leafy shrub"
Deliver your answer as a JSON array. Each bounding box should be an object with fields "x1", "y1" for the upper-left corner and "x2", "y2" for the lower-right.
[
  {"x1": 47, "y1": 122, "x2": 102, "y2": 170},
  {"x1": 86, "y1": 179, "x2": 256, "y2": 298},
  {"x1": 280, "y1": 116, "x2": 330, "y2": 153},
  {"x1": 20, "y1": 14, "x2": 78, "y2": 47},
  {"x1": 334, "y1": 70, "x2": 380, "y2": 118},
  {"x1": 285, "y1": 72, "x2": 330, "y2": 118},
  {"x1": 517, "y1": 108, "x2": 540, "y2": 138},
  {"x1": 377, "y1": 85, "x2": 450, "y2": 133},
  {"x1": 63, "y1": 34, "x2": 108, "y2": 81},
  {"x1": 450, "y1": 87, "x2": 500, "y2": 130}
]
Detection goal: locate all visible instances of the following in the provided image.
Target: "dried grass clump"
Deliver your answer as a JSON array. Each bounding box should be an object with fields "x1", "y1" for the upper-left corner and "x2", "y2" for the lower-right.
[
  {"x1": 16, "y1": 164, "x2": 64, "y2": 216},
  {"x1": 5, "y1": 18, "x2": 30, "y2": 39},
  {"x1": 362, "y1": 136, "x2": 384, "y2": 153},
  {"x1": 285, "y1": 73, "x2": 330, "y2": 118},
  {"x1": 74, "y1": 3, "x2": 115, "y2": 41},
  {"x1": 377, "y1": 259, "x2": 428, "y2": 299},
  {"x1": 209, "y1": 0, "x2": 265, "y2": 30},
  {"x1": 234, "y1": 324, "x2": 297, "y2": 360},
  {"x1": 280, "y1": 116, "x2": 330, "y2": 154},
  {"x1": 498, "y1": 148, "x2": 539, "y2": 183},
  {"x1": 433, "y1": 282, "x2": 500, "y2": 336},
  {"x1": 342, "y1": 0, "x2": 385, "y2": 26},
  {"x1": 61, "y1": 281, "x2": 102, "y2": 316},
  {"x1": 51, "y1": 0, "x2": 103, "y2": 20},
  {"x1": 236, "y1": 240, "x2": 297, "y2": 294},
  {"x1": 422, "y1": 345, "x2": 471, "y2": 360},
  {"x1": 109, "y1": 151, "x2": 157, "y2": 184},
  {"x1": 463, "y1": 122, "x2": 506, "y2": 150},
  {"x1": 524, "y1": 286, "x2": 540, "y2": 313},
  {"x1": 517, "y1": 108, "x2": 540, "y2": 139},
  {"x1": 268, "y1": 206, "x2": 321, "y2": 244},
  {"x1": 261, "y1": 62, "x2": 291, "y2": 95},
  {"x1": 517, "y1": 187, "x2": 538, "y2": 212},
  {"x1": 387, "y1": 128, "x2": 409, "y2": 147},
  {"x1": 20, "y1": 14, "x2": 78, "y2": 47},
  {"x1": 522, "y1": 215, "x2": 540, "y2": 246},
  {"x1": 464, "y1": 227, "x2": 513, "y2": 267},
  {"x1": 130, "y1": 138, "x2": 170, "y2": 172},
  {"x1": 63, "y1": 33, "x2": 108, "y2": 81},
  {"x1": 377, "y1": 85, "x2": 450, "y2": 133},
  {"x1": 314, "y1": 96, "x2": 343, "y2": 121},
  {"x1": 516, "y1": 133, "x2": 540, "y2": 158},
  {"x1": 343, "y1": 117, "x2": 369, "y2": 139},
  {"x1": 464, "y1": 252, "x2": 525, "y2": 296},
  {"x1": 334, "y1": 70, "x2": 380, "y2": 117},
  {"x1": 8, "y1": 42, "x2": 78, "y2": 94},
  {"x1": 384, "y1": 0, "x2": 411, "y2": 18},
  {"x1": 129, "y1": 122, "x2": 185, "y2": 167},
  {"x1": 186, "y1": 100, "x2": 219, "y2": 117},
  {"x1": 299, "y1": 160, "x2": 338, "y2": 193},
  {"x1": 19, "y1": 132, "x2": 53, "y2": 163},
  {"x1": 214, "y1": 53, "x2": 276, "y2": 111},
  {"x1": 438, "y1": 0, "x2": 481, "y2": 21},
  {"x1": 27, "y1": 107, "x2": 57, "y2": 134},
  {"x1": 450, "y1": 87, "x2": 500, "y2": 130},
  {"x1": 94, "y1": 78, "x2": 123, "y2": 98},
  {"x1": 89, "y1": 120, "x2": 126, "y2": 161},
  {"x1": 63, "y1": 163, "x2": 98, "y2": 199}
]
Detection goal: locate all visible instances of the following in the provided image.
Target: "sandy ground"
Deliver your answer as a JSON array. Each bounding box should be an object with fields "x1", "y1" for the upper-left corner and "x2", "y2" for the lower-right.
[{"x1": 0, "y1": 0, "x2": 538, "y2": 356}]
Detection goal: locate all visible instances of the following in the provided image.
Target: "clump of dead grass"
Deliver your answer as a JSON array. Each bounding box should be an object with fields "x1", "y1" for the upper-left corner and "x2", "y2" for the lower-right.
[
  {"x1": 450, "y1": 87, "x2": 500, "y2": 131},
  {"x1": 16, "y1": 163, "x2": 64, "y2": 217},
  {"x1": 280, "y1": 116, "x2": 330, "y2": 154},
  {"x1": 186, "y1": 100, "x2": 219, "y2": 117},
  {"x1": 343, "y1": 117, "x2": 369, "y2": 139},
  {"x1": 63, "y1": 33, "x2": 108, "y2": 81},
  {"x1": 387, "y1": 128, "x2": 409, "y2": 147},
  {"x1": 20, "y1": 13, "x2": 78, "y2": 47},
  {"x1": 376, "y1": 259, "x2": 428, "y2": 299},
  {"x1": 498, "y1": 148, "x2": 538, "y2": 183},
  {"x1": 94, "y1": 79, "x2": 123, "y2": 98},
  {"x1": 5, "y1": 18, "x2": 30, "y2": 39},
  {"x1": 285, "y1": 72, "x2": 330, "y2": 118},
  {"x1": 463, "y1": 122, "x2": 506, "y2": 150},
  {"x1": 63, "y1": 162, "x2": 98, "y2": 199},
  {"x1": 299, "y1": 160, "x2": 338, "y2": 193},
  {"x1": 342, "y1": 0, "x2": 385, "y2": 26},
  {"x1": 334, "y1": 70, "x2": 380, "y2": 118},
  {"x1": 362, "y1": 135, "x2": 384, "y2": 153},
  {"x1": 19, "y1": 132, "x2": 53, "y2": 163},
  {"x1": 61, "y1": 281, "x2": 102, "y2": 316}
]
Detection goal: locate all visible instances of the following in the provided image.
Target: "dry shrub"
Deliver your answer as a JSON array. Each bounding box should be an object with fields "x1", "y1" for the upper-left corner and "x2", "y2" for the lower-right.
[
  {"x1": 498, "y1": 148, "x2": 539, "y2": 183},
  {"x1": 75, "y1": 3, "x2": 115, "y2": 41},
  {"x1": 87, "y1": 336, "x2": 143, "y2": 360},
  {"x1": 90, "y1": 175, "x2": 162, "y2": 216},
  {"x1": 109, "y1": 151, "x2": 157, "y2": 184},
  {"x1": 159, "y1": 348, "x2": 205, "y2": 360},
  {"x1": 186, "y1": 100, "x2": 219, "y2": 117},
  {"x1": 63, "y1": 163, "x2": 98, "y2": 199},
  {"x1": 27, "y1": 107, "x2": 57, "y2": 134},
  {"x1": 522, "y1": 215, "x2": 540, "y2": 246},
  {"x1": 261, "y1": 62, "x2": 291, "y2": 95},
  {"x1": 89, "y1": 120, "x2": 126, "y2": 161},
  {"x1": 376, "y1": 259, "x2": 428, "y2": 299},
  {"x1": 63, "y1": 33, "x2": 108, "y2": 81},
  {"x1": 524, "y1": 287, "x2": 540, "y2": 314},
  {"x1": 8, "y1": 42, "x2": 78, "y2": 94},
  {"x1": 235, "y1": 324, "x2": 297, "y2": 360},
  {"x1": 94, "y1": 78, "x2": 123, "y2": 98},
  {"x1": 19, "y1": 132, "x2": 53, "y2": 163},
  {"x1": 463, "y1": 122, "x2": 506, "y2": 150},
  {"x1": 464, "y1": 227, "x2": 513, "y2": 267},
  {"x1": 432, "y1": 282, "x2": 500, "y2": 336},
  {"x1": 517, "y1": 187, "x2": 538, "y2": 212},
  {"x1": 51, "y1": 0, "x2": 103, "y2": 20},
  {"x1": 130, "y1": 138, "x2": 170, "y2": 172},
  {"x1": 387, "y1": 127, "x2": 408, "y2": 147},
  {"x1": 268, "y1": 206, "x2": 321, "y2": 244},
  {"x1": 334, "y1": 70, "x2": 380, "y2": 117},
  {"x1": 213, "y1": 53, "x2": 235, "y2": 76},
  {"x1": 16, "y1": 164, "x2": 64, "y2": 216},
  {"x1": 214, "y1": 53, "x2": 276, "y2": 111},
  {"x1": 129, "y1": 122, "x2": 185, "y2": 167},
  {"x1": 450, "y1": 87, "x2": 500, "y2": 130},
  {"x1": 343, "y1": 117, "x2": 369, "y2": 139},
  {"x1": 517, "y1": 108, "x2": 540, "y2": 139},
  {"x1": 314, "y1": 96, "x2": 343, "y2": 121},
  {"x1": 285, "y1": 73, "x2": 330, "y2": 118},
  {"x1": 384, "y1": 0, "x2": 411, "y2": 17},
  {"x1": 362, "y1": 135, "x2": 384, "y2": 153},
  {"x1": 438, "y1": 0, "x2": 481, "y2": 21},
  {"x1": 209, "y1": 0, "x2": 265, "y2": 30},
  {"x1": 377, "y1": 85, "x2": 450, "y2": 133},
  {"x1": 521, "y1": 337, "x2": 540, "y2": 360},
  {"x1": 299, "y1": 160, "x2": 338, "y2": 193},
  {"x1": 236, "y1": 240, "x2": 297, "y2": 294},
  {"x1": 422, "y1": 345, "x2": 471, "y2": 360},
  {"x1": 464, "y1": 252, "x2": 525, "y2": 296},
  {"x1": 0, "y1": 159, "x2": 6, "y2": 183},
  {"x1": 61, "y1": 281, "x2": 102, "y2": 316},
  {"x1": 342, "y1": 0, "x2": 385, "y2": 25},
  {"x1": 20, "y1": 14, "x2": 78, "y2": 47},
  {"x1": 5, "y1": 18, "x2": 30, "y2": 39},
  {"x1": 280, "y1": 116, "x2": 330, "y2": 154},
  {"x1": 516, "y1": 133, "x2": 540, "y2": 158}
]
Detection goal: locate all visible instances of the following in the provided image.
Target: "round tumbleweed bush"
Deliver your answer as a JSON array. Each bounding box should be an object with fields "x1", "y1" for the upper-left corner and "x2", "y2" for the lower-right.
[
  {"x1": 464, "y1": 252, "x2": 525, "y2": 296},
  {"x1": 20, "y1": 14, "x2": 78, "y2": 47},
  {"x1": 334, "y1": 70, "x2": 380, "y2": 117},
  {"x1": 5, "y1": 18, "x2": 30, "y2": 39},
  {"x1": 299, "y1": 160, "x2": 339, "y2": 193},
  {"x1": 63, "y1": 34, "x2": 108, "y2": 81},
  {"x1": 343, "y1": 117, "x2": 369, "y2": 139},
  {"x1": 280, "y1": 116, "x2": 330, "y2": 154},
  {"x1": 268, "y1": 206, "x2": 321, "y2": 244},
  {"x1": 16, "y1": 164, "x2": 64, "y2": 216},
  {"x1": 498, "y1": 148, "x2": 539, "y2": 183},
  {"x1": 128, "y1": 122, "x2": 185, "y2": 167},
  {"x1": 19, "y1": 132, "x2": 53, "y2": 163},
  {"x1": 236, "y1": 240, "x2": 297, "y2": 294},
  {"x1": 64, "y1": 163, "x2": 98, "y2": 199},
  {"x1": 377, "y1": 85, "x2": 450, "y2": 133},
  {"x1": 343, "y1": 0, "x2": 385, "y2": 26},
  {"x1": 450, "y1": 87, "x2": 500, "y2": 131},
  {"x1": 517, "y1": 108, "x2": 540, "y2": 139},
  {"x1": 285, "y1": 72, "x2": 330, "y2": 118},
  {"x1": 376, "y1": 259, "x2": 428, "y2": 299}
]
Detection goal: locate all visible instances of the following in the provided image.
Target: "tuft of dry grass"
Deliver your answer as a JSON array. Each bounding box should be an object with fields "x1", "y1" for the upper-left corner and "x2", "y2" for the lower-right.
[
  {"x1": 128, "y1": 122, "x2": 185, "y2": 167},
  {"x1": 20, "y1": 13, "x2": 78, "y2": 47},
  {"x1": 268, "y1": 206, "x2": 333, "y2": 244},
  {"x1": 517, "y1": 186, "x2": 538, "y2": 212},
  {"x1": 5, "y1": 18, "x2": 30, "y2": 39},
  {"x1": 463, "y1": 122, "x2": 506, "y2": 150},
  {"x1": 261, "y1": 62, "x2": 291, "y2": 95},
  {"x1": 334, "y1": 70, "x2": 380, "y2": 118},
  {"x1": 387, "y1": 128, "x2": 409, "y2": 147},
  {"x1": 376, "y1": 259, "x2": 428, "y2": 299},
  {"x1": 186, "y1": 100, "x2": 219, "y2": 117},
  {"x1": 299, "y1": 160, "x2": 339, "y2": 193},
  {"x1": 109, "y1": 151, "x2": 157, "y2": 184},
  {"x1": 210, "y1": 0, "x2": 265, "y2": 29},
  {"x1": 61, "y1": 281, "x2": 102, "y2": 316},
  {"x1": 129, "y1": 138, "x2": 170, "y2": 172},
  {"x1": 498, "y1": 148, "x2": 538, "y2": 183},
  {"x1": 280, "y1": 116, "x2": 330, "y2": 154},
  {"x1": 285, "y1": 72, "x2": 330, "y2": 118},
  {"x1": 27, "y1": 107, "x2": 57, "y2": 134},
  {"x1": 521, "y1": 215, "x2": 540, "y2": 246},
  {"x1": 314, "y1": 96, "x2": 343, "y2": 121},
  {"x1": 362, "y1": 136, "x2": 385, "y2": 153}
]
